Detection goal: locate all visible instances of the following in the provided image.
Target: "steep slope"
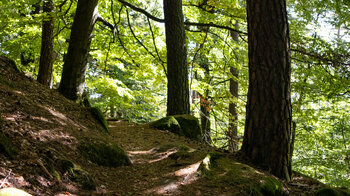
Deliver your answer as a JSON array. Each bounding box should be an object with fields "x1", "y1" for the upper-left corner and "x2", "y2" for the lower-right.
[{"x1": 0, "y1": 56, "x2": 345, "y2": 196}]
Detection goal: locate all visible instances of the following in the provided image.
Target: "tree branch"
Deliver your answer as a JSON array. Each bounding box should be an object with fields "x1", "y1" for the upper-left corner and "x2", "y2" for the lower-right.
[
  {"x1": 96, "y1": 15, "x2": 115, "y2": 31},
  {"x1": 116, "y1": 0, "x2": 247, "y2": 35},
  {"x1": 147, "y1": 17, "x2": 167, "y2": 76}
]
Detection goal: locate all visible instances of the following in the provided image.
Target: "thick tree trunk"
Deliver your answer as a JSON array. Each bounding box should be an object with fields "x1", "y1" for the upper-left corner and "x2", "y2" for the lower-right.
[
  {"x1": 58, "y1": 0, "x2": 99, "y2": 100},
  {"x1": 241, "y1": 0, "x2": 292, "y2": 181},
  {"x1": 228, "y1": 21, "x2": 239, "y2": 152},
  {"x1": 38, "y1": 0, "x2": 55, "y2": 87},
  {"x1": 163, "y1": 0, "x2": 190, "y2": 115}
]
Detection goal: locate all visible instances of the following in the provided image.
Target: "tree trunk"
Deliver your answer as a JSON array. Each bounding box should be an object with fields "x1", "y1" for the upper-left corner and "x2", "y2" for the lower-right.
[
  {"x1": 58, "y1": 0, "x2": 99, "y2": 101},
  {"x1": 163, "y1": 0, "x2": 190, "y2": 116},
  {"x1": 228, "y1": 21, "x2": 239, "y2": 152},
  {"x1": 200, "y1": 62, "x2": 211, "y2": 144},
  {"x1": 37, "y1": 0, "x2": 55, "y2": 87},
  {"x1": 241, "y1": 0, "x2": 292, "y2": 181}
]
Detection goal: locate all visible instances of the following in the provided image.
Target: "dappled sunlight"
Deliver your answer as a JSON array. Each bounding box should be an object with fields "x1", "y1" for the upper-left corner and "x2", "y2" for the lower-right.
[
  {"x1": 3, "y1": 114, "x2": 19, "y2": 122},
  {"x1": 127, "y1": 148, "x2": 157, "y2": 155},
  {"x1": 33, "y1": 129, "x2": 78, "y2": 145},
  {"x1": 12, "y1": 90, "x2": 25, "y2": 96},
  {"x1": 145, "y1": 160, "x2": 203, "y2": 195},
  {"x1": 126, "y1": 148, "x2": 179, "y2": 164},
  {"x1": 145, "y1": 181, "x2": 179, "y2": 195},
  {"x1": 148, "y1": 149, "x2": 177, "y2": 163},
  {"x1": 36, "y1": 104, "x2": 88, "y2": 130},
  {"x1": 174, "y1": 161, "x2": 201, "y2": 178},
  {"x1": 41, "y1": 105, "x2": 67, "y2": 121},
  {"x1": 30, "y1": 116, "x2": 52, "y2": 123}
]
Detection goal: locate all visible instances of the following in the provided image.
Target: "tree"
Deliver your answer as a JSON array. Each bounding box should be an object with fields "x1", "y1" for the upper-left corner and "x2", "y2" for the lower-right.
[
  {"x1": 228, "y1": 21, "x2": 239, "y2": 152},
  {"x1": 58, "y1": 0, "x2": 100, "y2": 100},
  {"x1": 37, "y1": 0, "x2": 55, "y2": 87},
  {"x1": 241, "y1": 0, "x2": 292, "y2": 181},
  {"x1": 163, "y1": 0, "x2": 190, "y2": 115}
]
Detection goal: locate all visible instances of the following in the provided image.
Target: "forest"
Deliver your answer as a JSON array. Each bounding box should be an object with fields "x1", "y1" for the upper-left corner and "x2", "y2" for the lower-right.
[{"x1": 0, "y1": 0, "x2": 349, "y2": 195}]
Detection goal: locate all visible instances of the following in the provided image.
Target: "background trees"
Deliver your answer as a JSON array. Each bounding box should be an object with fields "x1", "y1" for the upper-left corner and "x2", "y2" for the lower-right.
[{"x1": 0, "y1": 0, "x2": 348, "y2": 188}]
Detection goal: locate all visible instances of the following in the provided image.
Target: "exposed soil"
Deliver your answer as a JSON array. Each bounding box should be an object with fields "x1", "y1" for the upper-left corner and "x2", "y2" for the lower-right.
[{"x1": 0, "y1": 56, "x2": 327, "y2": 195}]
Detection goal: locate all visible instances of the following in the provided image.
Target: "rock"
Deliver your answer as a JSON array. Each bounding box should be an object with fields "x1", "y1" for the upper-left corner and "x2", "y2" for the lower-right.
[
  {"x1": 315, "y1": 187, "x2": 350, "y2": 196},
  {"x1": 149, "y1": 116, "x2": 182, "y2": 135},
  {"x1": 150, "y1": 115, "x2": 202, "y2": 140},
  {"x1": 78, "y1": 141, "x2": 131, "y2": 167},
  {"x1": 199, "y1": 152, "x2": 283, "y2": 196},
  {"x1": 173, "y1": 114, "x2": 202, "y2": 140}
]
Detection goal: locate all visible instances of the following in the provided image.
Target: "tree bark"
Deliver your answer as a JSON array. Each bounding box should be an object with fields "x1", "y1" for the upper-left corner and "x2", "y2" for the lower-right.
[
  {"x1": 38, "y1": 0, "x2": 55, "y2": 87},
  {"x1": 228, "y1": 21, "x2": 239, "y2": 152},
  {"x1": 163, "y1": 0, "x2": 190, "y2": 115},
  {"x1": 241, "y1": 0, "x2": 292, "y2": 181},
  {"x1": 200, "y1": 62, "x2": 211, "y2": 144},
  {"x1": 58, "y1": 0, "x2": 99, "y2": 101}
]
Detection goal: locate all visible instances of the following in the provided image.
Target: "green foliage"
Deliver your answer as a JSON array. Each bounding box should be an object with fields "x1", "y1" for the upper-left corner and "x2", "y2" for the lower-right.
[
  {"x1": 0, "y1": 0, "x2": 349, "y2": 188},
  {"x1": 78, "y1": 141, "x2": 131, "y2": 167}
]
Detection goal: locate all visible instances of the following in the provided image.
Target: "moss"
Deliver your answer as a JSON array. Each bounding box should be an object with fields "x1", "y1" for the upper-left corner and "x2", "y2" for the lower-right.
[
  {"x1": 79, "y1": 141, "x2": 131, "y2": 167},
  {"x1": 0, "y1": 188, "x2": 31, "y2": 196},
  {"x1": 0, "y1": 132, "x2": 18, "y2": 158},
  {"x1": 173, "y1": 115, "x2": 202, "y2": 140},
  {"x1": 150, "y1": 116, "x2": 182, "y2": 135},
  {"x1": 150, "y1": 115, "x2": 202, "y2": 140},
  {"x1": 90, "y1": 107, "x2": 109, "y2": 133},
  {"x1": 57, "y1": 159, "x2": 96, "y2": 190},
  {"x1": 316, "y1": 188, "x2": 350, "y2": 196},
  {"x1": 199, "y1": 152, "x2": 283, "y2": 195},
  {"x1": 43, "y1": 158, "x2": 61, "y2": 181},
  {"x1": 199, "y1": 152, "x2": 225, "y2": 178},
  {"x1": 259, "y1": 177, "x2": 283, "y2": 196}
]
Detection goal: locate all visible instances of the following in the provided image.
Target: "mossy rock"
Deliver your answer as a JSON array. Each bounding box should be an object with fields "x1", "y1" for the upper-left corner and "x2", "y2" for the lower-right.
[
  {"x1": 316, "y1": 187, "x2": 350, "y2": 196},
  {"x1": 57, "y1": 159, "x2": 96, "y2": 190},
  {"x1": 0, "y1": 188, "x2": 31, "y2": 196},
  {"x1": 90, "y1": 107, "x2": 109, "y2": 133},
  {"x1": 150, "y1": 115, "x2": 202, "y2": 140},
  {"x1": 199, "y1": 152, "x2": 283, "y2": 196},
  {"x1": 0, "y1": 132, "x2": 18, "y2": 158},
  {"x1": 149, "y1": 116, "x2": 182, "y2": 135},
  {"x1": 79, "y1": 141, "x2": 131, "y2": 167},
  {"x1": 173, "y1": 115, "x2": 202, "y2": 140}
]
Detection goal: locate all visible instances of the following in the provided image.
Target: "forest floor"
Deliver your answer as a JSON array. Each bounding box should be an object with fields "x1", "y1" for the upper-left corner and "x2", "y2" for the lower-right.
[{"x1": 0, "y1": 56, "x2": 328, "y2": 195}]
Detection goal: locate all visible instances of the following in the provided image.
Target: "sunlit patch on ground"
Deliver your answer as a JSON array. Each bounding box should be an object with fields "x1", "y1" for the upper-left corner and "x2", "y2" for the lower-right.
[
  {"x1": 145, "y1": 160, "x2": 202, "y2": 195},
  {"x1": 33, "y1": 129, "x2": 78, "y2": 145}
]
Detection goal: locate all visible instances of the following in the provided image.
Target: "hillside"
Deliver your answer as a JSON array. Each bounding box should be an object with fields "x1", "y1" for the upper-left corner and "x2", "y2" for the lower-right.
[{"x1": 0, "y1": 56, "x2": 347, "y2": 195}]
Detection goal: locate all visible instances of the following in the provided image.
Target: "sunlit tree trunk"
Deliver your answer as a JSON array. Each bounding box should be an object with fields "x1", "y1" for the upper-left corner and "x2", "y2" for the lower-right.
[
  {"x1": 163, "y1": 0, "x2": 190, "y2": 115},
  {"x1": 58, "y1": 0, "x2": 99, "y2": 100},
  {"x1": 199, "y1": 61, "x2": 211, "y2": 144},
  {"x1": 241, "y1": 0, "x2": 292, "y2": 181},
  {"x1": 228, "y1": 21, "x2": 239, "y2": 152},
  {"x1": 38, "y1": 0, "x2": 55, "y2": 87}
]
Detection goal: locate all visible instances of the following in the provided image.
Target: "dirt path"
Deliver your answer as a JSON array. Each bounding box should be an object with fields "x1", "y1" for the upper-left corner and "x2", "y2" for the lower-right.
[{"x1": 80, "y1": 120, "x2": 214, "y2": 195}]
